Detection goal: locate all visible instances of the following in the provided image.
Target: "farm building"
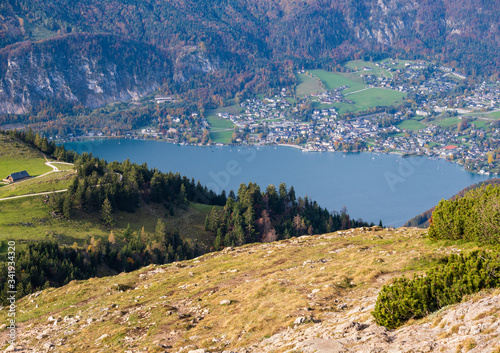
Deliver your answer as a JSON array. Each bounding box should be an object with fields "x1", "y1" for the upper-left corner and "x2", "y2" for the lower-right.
[{"x1": 4, "y1": 170, "x2": 30, "y2": 183}]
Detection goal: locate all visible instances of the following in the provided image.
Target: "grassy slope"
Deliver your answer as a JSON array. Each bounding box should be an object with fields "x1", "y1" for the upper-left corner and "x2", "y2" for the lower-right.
[
  {"x1": 0, "y1": 171, "x2": 75, "y2": 198},
  {"x1": 206, "y1": 106, "x2": 237, "y2": 143},
  {"x1": 436, "y1": 117, "x2": 460, "y2": 128},
  {"x1": 0, "y1": 227, "x2": 483, "y2": 352},
  {"x1": 0, "y1": 134, "x2": 52, "y2": 177},
  {"x1": 295, "y1": 73, "x2": 324, "y2": 97},
  {"x1": 0, "y1": 197, "x2": 217, "y2": 251},
  {"x1": 298, "y1": 65, "x2": 406, "y2": 114},
  {"x1": 397, "y1": 119, "x2": 427, "y2": 131},
  {"x1": 309, "y1": 70, "x2": 366, "y2": 93},
  {"x1": 0, "y1": 136, "x2": 217, "y2": 253},
  {"x1": 206, "y1": 114, "x2": 235, "y2": 131},
  {"x1": 338, "y1": 88, "x2": 405, "y2": 114}
]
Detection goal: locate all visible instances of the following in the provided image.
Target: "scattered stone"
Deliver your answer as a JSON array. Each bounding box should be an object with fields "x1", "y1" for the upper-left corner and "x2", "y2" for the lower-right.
[
  {"x1": 220, "y1": 299, "x2": 231, "y2": 305},
  {"x1": 337, "y1": 303, "x2": 348, "y2": 310},
  {"x1": 43, "y1": 342, "x2": 55, "y2": 350},
  {"x1": 96, "y1": 334, "x2": 109, "y2": 341},
  {"x1": 294, "y1": 317, "x2": 306, "y2": 325},
  {"x1": 342, "y1": 321, "x2": 368, "y2": 332},
  {"x1": 296, "y1": 339, "x2": 347, "y2": 353}
]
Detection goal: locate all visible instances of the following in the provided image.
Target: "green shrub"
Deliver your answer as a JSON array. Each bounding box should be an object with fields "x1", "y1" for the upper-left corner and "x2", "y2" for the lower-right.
[
  {"x1": 372, "y1": 251, "x2": 500, "y2": 329},
  {"x1": 429, "y1": 185, "x2": 500, "y2": 245}
]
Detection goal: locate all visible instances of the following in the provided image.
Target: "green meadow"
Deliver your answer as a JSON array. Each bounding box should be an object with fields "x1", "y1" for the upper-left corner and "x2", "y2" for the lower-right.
[
  {"x1": 308, "y1": 69, "x2": 367, "y2": 93},
  {"x1": 0, "y1": 171, "x2": 75, "y2": 198},
  {"x1": 397, "y1": 119, "x2": 427, "y2": 131},
  {"x1": 0, "y1": 134, "x2": 52, "y2": 177},
  {"x1": 436, "y1": 117, "x2": 461, "y2": 128},
  {"x1": 336, "y1": 88, "x2": 406, "y2": 114},
  {"x1": 0, "y1": 197, "x2": 218, "y2": 252},
  {"x1": 295, "y1": 73, "x2": 324, "y2": 97},
  {"x1": 295, "y1": 62, "x2": 406, "y2": 115},
  {"x1": 209, "y1": 130, "x2": 233, "y2": 144}
]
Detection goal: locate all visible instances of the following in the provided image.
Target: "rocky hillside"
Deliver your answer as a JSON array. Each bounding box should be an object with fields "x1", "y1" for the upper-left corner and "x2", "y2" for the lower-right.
[
  {"x1": 0, "y1": 33, "x2": 174, "y2": 114},
  {"x1": 1, "y1": 0, "x2": 500, "y2": 113},
  {"x1": 2, "y1": 226, "x2": 499, "y2": 352}
]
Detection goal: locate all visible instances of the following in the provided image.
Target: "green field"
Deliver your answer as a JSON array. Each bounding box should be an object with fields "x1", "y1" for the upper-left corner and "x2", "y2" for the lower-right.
[
  {"x1": 295, "y1": 65, "x2": 406, "y2": 114},
  {"x1": 472, "y1": 111, "x2": 500, "y2": 120},
  {"x1": 0, "y1": 134, "x2": 53, "y2": 177},
  {"x1": 206, "y1": 113, "x2": 235, "y2": 130},
  {"x1": 397, "y1": 119, "x2": 427, "y2": 131},
  {"x1": 0, "y1": 170, "x2": 75, "y2": 198},
  {"x1": 295, "y1": 73, "x2": 324, "y2": 97},
  {"x1": 472, "y1": 119, "x2": 491, "y2": 129},
  {"x1": 335, "y1": 88, "x2": 406, "y2": 114},
  {"x1": 343, "y1": 60, "x2": 392, "y2": 78},
  {"x1": 209, "y1": 130, "x2": 233, "y2": 144},
  {"x1": 436, "y1": 117, "x2": 460, "y2": 128},
  {"x1": 51, "y1": 162, "x2": 75, "y2": 171},
  {"x1": 308, "y1": 70, "x2": 367, "y2": 93},
  {"x1": 488, "y1": 111, "x2": 500, "y2": 119},
  {"x1": 0, "y1": 158, "x2": 52, "y2": 178},
  {"x1": 0, "y1": 197, "x2": 218, "y2": 252}
]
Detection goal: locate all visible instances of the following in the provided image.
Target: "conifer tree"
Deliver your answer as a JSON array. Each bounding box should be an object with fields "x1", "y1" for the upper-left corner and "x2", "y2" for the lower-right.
[{"x1": 101, "y1": 197, "x2": 115, "y2": 227}]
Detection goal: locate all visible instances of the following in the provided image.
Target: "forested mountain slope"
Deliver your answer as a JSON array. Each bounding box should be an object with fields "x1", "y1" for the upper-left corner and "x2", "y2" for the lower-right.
[{"x1": 1, "y1": 0, "x2": 500, "y2": 113}]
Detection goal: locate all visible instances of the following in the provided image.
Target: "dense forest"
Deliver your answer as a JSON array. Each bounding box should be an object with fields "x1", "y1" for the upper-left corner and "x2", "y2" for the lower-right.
[
  {"x1": 0, "y1": 130, "x2": 370, "y2": 304},
  {"x1": 5, "y1": 0, "x2": 500, "y2": 75},
  {"x1": 204, "y1": 182, "x2": 372, "y2": 249},
  {"x1": 1, "y1": 0, "x2": 500, "y2": 117}
]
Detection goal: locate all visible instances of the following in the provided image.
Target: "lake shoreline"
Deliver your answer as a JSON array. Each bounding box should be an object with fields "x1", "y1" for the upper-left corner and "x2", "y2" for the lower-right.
[
  {"x1": 57, "y1": 136, "x2": 494, "y2": 176},
  {"x1": 63, "y1": 139, "x2": 492, "y2": 226}
]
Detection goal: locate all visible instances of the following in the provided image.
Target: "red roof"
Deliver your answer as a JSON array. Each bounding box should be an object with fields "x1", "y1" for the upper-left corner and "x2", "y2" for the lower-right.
[{"x1": 443, "y1": 145, "x2": 458, "y2": 150}]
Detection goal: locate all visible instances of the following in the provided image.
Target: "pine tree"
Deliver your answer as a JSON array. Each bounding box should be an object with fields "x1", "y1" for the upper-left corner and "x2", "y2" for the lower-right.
[
  {"x1": 63, "y1": 193, "x2": 73, "y2": 218},
  {"x1": 214, "y1": 229, "x2": 223, "y2": 251},
  {"x1": 101, "y1": 198, "x2": 115, "y2": 227},
  {"x1": 123, "y1": 224, "x2": 133, "y2": 242}
]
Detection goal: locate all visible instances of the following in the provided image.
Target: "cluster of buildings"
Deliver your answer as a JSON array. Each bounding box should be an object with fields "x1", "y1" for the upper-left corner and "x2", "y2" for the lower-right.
[{"x1": 58, "y1": 59, "x2": 500, "y2": 175}]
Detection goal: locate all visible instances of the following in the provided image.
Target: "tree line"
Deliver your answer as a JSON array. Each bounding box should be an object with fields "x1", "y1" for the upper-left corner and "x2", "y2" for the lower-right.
[
  {"x1": 205, "y1": 182, "x2": 372, "y2": 249},
  {"x1": 0, "y1": 219, "x2": 196, "y2": 305}
]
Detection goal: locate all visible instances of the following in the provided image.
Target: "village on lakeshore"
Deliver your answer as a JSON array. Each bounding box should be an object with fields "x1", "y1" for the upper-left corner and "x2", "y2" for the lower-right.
[{"x1": 57, "y1": 59, "x2": 500, "y2": 175}]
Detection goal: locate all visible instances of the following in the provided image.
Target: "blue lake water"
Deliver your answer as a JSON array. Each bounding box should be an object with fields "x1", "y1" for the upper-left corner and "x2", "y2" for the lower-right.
[{"x1": 64, "y1": 139, "x2": 492, "y2": 227}]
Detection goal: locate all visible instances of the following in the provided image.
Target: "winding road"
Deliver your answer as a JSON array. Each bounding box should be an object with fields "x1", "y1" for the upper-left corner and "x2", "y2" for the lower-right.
[{"x1": 0, "y1": 156, "x2": 74, "y2": 202}]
